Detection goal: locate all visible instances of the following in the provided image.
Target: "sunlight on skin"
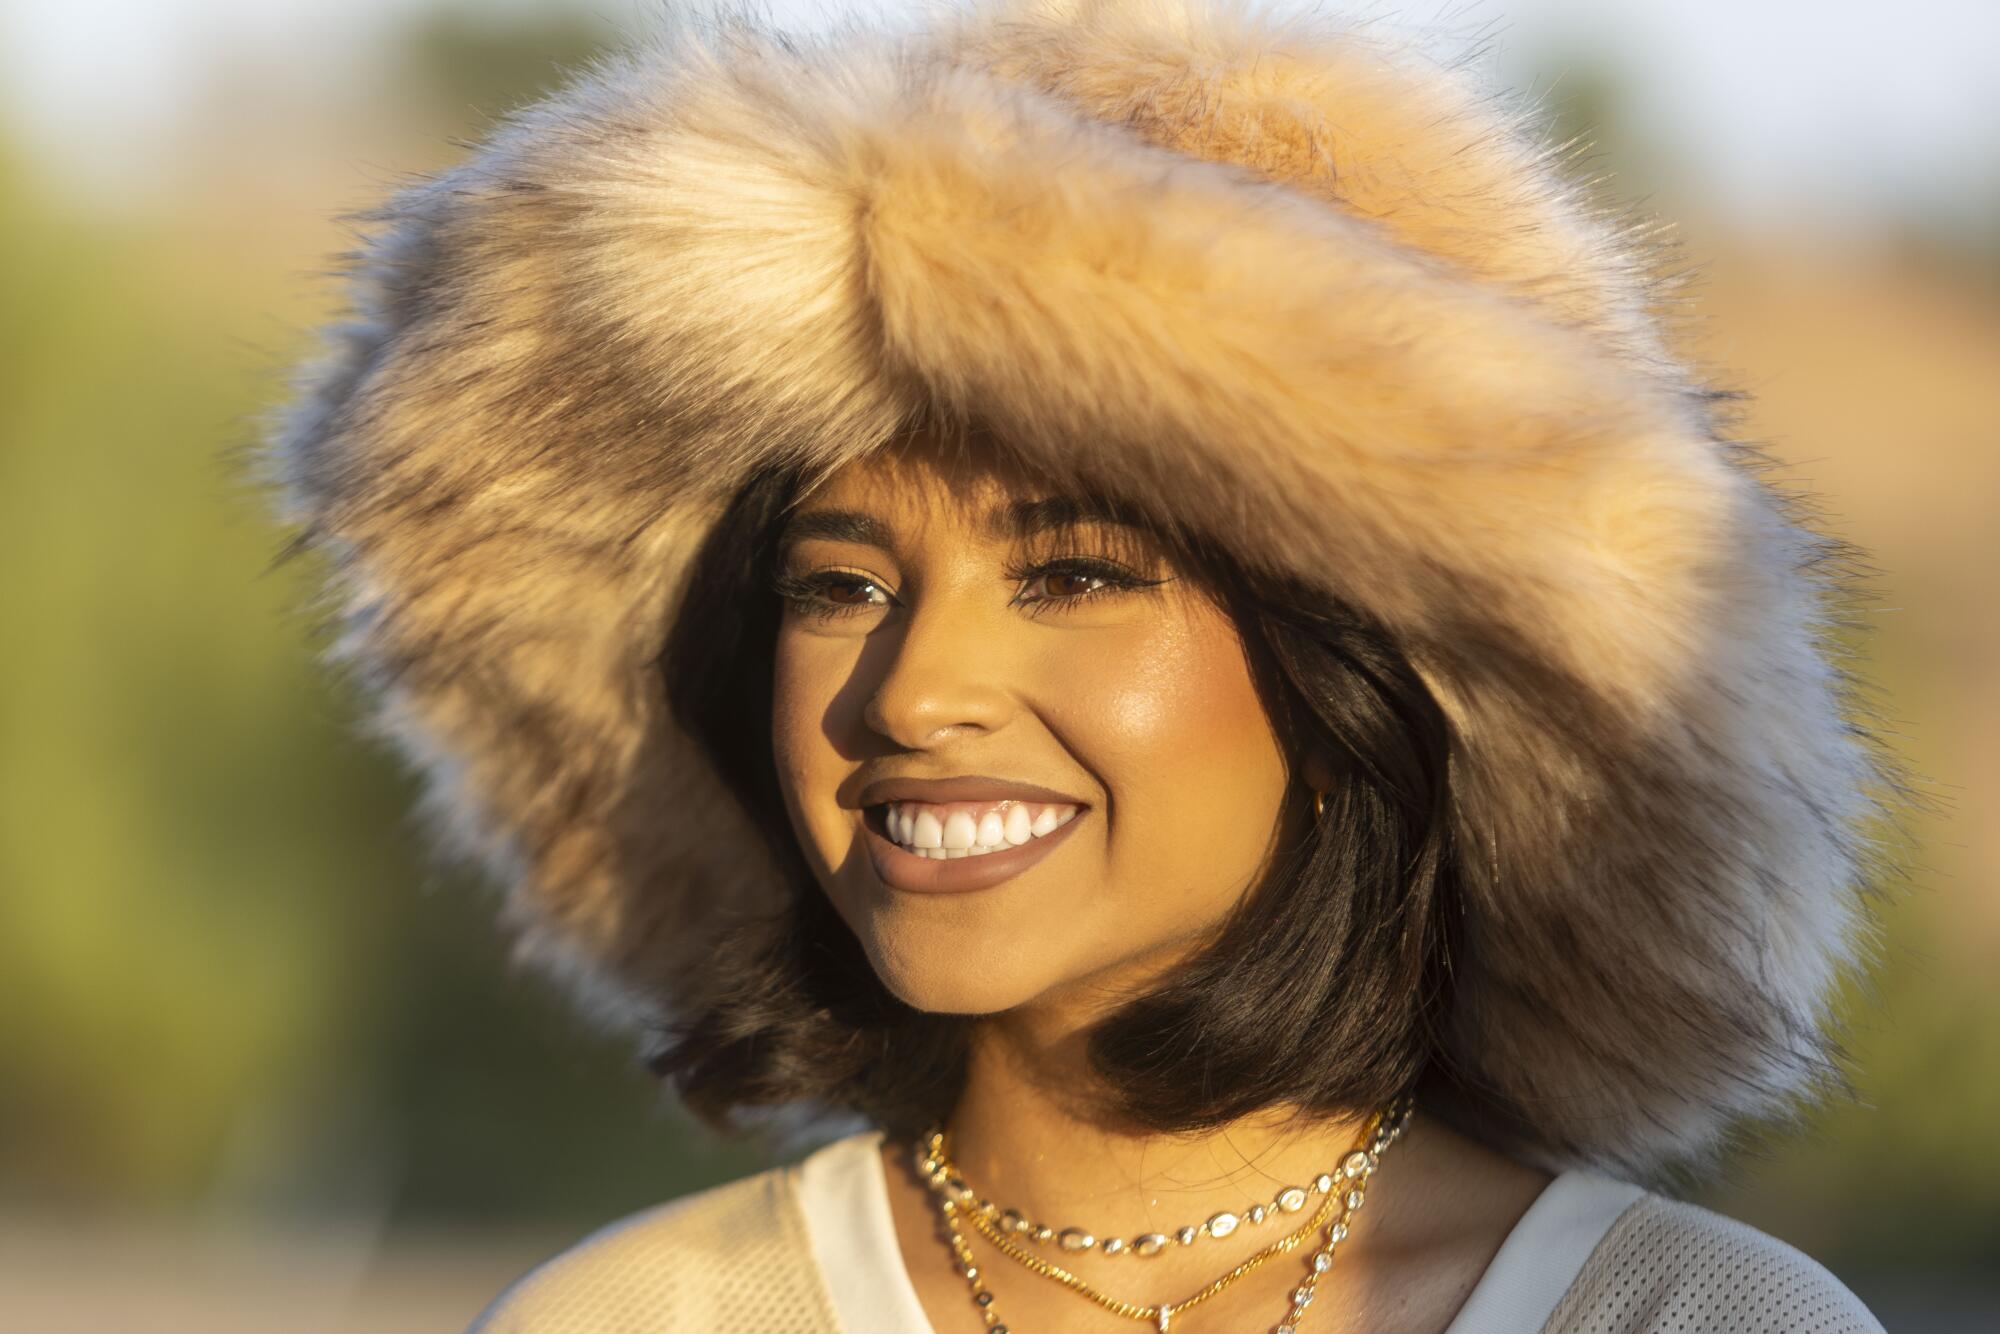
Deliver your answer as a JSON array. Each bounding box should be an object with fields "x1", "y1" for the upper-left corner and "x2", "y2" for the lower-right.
[
  {"x1": 765, "y1": 428, "x2": 1549, "y2": 1332},
  {"x1": 770, "y1": 426, "x2": 1305, "y2": 1023}
]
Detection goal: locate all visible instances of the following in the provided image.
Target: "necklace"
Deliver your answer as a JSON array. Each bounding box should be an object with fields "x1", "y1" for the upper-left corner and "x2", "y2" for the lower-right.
[
  {"x1": 917, "y1": 1128, "x2": 1371, "y2": 1259},
  {"x1": 919, "y1": 1097, "x2": 1412, "y2": 1332}
]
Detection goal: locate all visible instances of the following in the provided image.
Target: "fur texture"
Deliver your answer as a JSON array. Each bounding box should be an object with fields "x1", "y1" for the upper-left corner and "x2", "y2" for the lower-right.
[{"x1": 260, "y1": 0, "x2": 1909, "y2": 1179}]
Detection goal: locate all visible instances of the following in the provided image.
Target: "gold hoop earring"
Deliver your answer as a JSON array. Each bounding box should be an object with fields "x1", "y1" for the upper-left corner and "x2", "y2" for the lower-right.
[{"x1": 1312, "y1": 788, "x2": 1328, "y2": 820}]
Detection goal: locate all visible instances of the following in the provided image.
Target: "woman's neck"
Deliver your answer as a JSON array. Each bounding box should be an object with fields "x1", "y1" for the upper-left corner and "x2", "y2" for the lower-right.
[
  {"x1": 939, "y1": 1007, "x2": 1382, "y2": 1256},
  {"x1": 883, "y1": 1004, "x2": 1554, "y2": 1332}
]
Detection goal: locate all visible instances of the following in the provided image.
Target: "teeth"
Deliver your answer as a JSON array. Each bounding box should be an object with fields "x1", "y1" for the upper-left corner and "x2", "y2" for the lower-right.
[
  {"x1": 977, "y1": 810, "x2": 1006, "y2": 848},
  {"x1": 881, "y1": 800, "x2": 1078, "y2": 856},
  {"x1": 942, "y1": 811, "x2": 977, "y2": 850}
]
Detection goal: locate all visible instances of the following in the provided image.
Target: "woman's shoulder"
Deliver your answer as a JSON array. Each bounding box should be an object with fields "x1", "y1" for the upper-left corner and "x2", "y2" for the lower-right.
[
  {"x1": 464, "y1": 1147, "x2": 847, "y2": 1332},
  {"x1": 1541, "y1": 1187, "x2": 1884, "y2": 1334}
]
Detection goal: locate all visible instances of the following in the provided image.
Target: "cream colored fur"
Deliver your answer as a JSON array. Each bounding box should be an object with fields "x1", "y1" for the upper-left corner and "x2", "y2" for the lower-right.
[{"x1": 260, "y1": 0, "x2": 1908, "y2": 1177}]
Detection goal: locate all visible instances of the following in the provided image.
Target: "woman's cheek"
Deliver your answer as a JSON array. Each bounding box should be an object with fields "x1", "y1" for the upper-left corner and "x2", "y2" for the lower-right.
[{"x1": 1064, "y1": 613, "x2": 1289, "y2": 905}]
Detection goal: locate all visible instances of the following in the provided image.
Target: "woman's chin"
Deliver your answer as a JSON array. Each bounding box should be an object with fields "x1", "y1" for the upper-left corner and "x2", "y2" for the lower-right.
[{"x1": 864, "y1": 940, "x2": 1051, "y2": 1016}]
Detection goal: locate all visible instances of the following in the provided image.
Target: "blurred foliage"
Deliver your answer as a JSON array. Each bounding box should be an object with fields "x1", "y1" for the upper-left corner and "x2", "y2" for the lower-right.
[
  {"x1": 0, "y1": 6, "x2": 1993, "y2": 1309},
  {"x1": 0, "y1": 27, "x2": 767, "y2": 1223}
]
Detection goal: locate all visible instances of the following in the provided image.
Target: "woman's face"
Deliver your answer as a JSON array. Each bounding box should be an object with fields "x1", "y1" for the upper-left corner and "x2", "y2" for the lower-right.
[{"x1": 770, "y1": 430, "x2": 1308, "y2": 1017}]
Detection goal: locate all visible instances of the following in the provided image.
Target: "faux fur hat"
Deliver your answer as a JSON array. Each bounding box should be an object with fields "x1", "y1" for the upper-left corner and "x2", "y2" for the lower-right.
[{"x1": 259, "y1": 0, "x2": 1908, "y2": 1179}]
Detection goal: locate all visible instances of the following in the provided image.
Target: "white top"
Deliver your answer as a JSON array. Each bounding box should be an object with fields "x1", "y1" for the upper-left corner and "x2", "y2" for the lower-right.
[
  {"x1": 792, "y1": 1129, "x2": 1644, "y2": 1333},
  {"x1": 465, "y1": 1129, "x2": 1885, "y2": 1332}
]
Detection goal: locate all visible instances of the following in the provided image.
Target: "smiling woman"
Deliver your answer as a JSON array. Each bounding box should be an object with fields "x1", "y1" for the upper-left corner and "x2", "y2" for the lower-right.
[
  {"x1": 653, "y1": 419, "x2": 1453, "y2": 1124},
  {"x1": 258, "y1": 0, "x2": 1906, "y2": 1330},
  {"x1": 771, "y1": 431, "x2": 1314, "y2": 1010},
  {"x1": 644, "y1": 417, "x2": 1482, "y2": 1329}
]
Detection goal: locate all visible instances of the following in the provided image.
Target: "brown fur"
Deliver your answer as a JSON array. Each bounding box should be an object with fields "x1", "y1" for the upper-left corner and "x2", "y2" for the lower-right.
[{"x1": 257, "y1": 0, "x2": 1912, "y2": 1178}]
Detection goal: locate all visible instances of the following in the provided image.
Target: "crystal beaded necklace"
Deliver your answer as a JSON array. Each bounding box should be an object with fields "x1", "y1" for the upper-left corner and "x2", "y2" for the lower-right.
[{"x1": 916, "y1": 1097, "x2": 1413, "y2": 1332}]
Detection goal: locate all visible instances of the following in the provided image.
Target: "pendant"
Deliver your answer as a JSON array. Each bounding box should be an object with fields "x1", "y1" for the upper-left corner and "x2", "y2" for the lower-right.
[{"x1": 1155, "y1": 1304, "x2": 1171, "y2": 1330}]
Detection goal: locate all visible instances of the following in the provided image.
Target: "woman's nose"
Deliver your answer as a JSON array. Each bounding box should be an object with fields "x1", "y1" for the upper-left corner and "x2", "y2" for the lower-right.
[{"x1": 859, "y1": 590, "x2": 1015, "y2": 749}]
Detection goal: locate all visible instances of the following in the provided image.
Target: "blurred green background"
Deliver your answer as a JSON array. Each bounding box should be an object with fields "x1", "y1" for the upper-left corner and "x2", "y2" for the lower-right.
[{"x1": 1, "y1": 2, "x2": 1995, "y2": 1329}]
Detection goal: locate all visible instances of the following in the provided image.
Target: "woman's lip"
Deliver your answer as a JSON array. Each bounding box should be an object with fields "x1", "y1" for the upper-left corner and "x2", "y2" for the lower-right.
[
  {"x1": 857, "y1": 775, "x2": 1089, "y2": 807},
  {"x1": 863, "y1": 804, "x2": 1086, "y2": 895}
]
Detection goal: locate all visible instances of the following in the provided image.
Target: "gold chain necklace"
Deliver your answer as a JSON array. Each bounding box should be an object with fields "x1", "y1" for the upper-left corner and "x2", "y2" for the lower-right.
[
  {"x1": 918, "y1": 1131, "x2": 1371, "y2": 1260},
  {"x1": 918, "y1": 1098, "x2": 1412, "y2": 1332}
]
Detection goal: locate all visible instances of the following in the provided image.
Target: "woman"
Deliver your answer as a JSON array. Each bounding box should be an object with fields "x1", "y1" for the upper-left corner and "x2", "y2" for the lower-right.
[{"x1": 260, "y1": 1, "x2": 1908, "y2": 1329}]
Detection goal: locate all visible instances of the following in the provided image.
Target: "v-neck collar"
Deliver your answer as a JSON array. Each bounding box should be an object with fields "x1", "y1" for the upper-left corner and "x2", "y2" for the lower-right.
[
  {"x1": 794, "y1": 1129, "x2": 936, "y2": 1331},
  {"x1": 792, "y1": 1129, "x2": 1641, "y2": 1334}
]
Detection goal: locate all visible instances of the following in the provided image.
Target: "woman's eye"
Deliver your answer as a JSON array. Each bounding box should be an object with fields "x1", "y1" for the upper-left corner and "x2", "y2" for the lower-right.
[
  {"x1": 1010, "y1": 558, "x2": 1168, "y2": 617},
  {"x1": 771, "y1": 569, "x2": 890, "y2": 620},
  {"x1": 1029, "y1": 568, "x2": 1106, "y2": 599},
  {"x1": 771, "y1": 557, "x2": 1168, "y2": 623}
]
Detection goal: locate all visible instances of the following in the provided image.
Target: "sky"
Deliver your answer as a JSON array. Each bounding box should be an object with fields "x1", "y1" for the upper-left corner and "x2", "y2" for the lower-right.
[{"x1": 2, "y1": 0, "x2": 1996, "y2": 234}]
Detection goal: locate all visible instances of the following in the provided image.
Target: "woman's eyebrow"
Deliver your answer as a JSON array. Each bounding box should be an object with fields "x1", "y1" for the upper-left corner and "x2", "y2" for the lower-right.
[
  {"x1": 778, "y1": 496, "x2": 1142, "y2": 549},
  {"x1": 777, "y1": 508, "x2": 893, "y2": 548}
]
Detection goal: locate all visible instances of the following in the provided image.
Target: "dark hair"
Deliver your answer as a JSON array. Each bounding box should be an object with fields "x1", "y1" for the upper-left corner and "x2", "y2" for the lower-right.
[{"x1": 649, "y1": 451, "x2": 1465, "y2": 1142}]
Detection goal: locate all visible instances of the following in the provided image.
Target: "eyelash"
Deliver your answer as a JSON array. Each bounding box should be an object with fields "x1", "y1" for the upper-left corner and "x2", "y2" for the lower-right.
[{"x1": 770, "y1": 556, "x2": 1166, "y2": 623}]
